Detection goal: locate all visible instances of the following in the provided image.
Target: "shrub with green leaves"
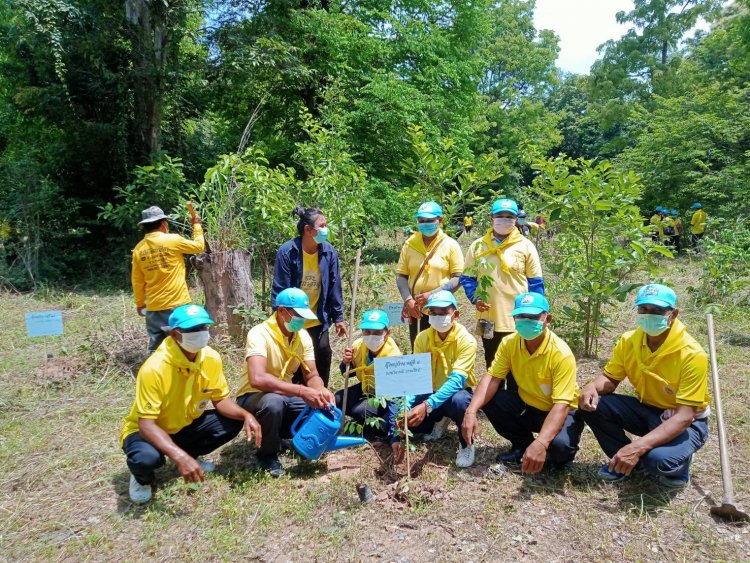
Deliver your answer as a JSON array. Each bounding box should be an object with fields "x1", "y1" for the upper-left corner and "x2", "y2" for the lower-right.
[
  {"x1": 695, "y1": 220, "x2": 750, "y2": 304},
  {"x1": 532, "y1": 156, "x2": 670, "y2": 356}
]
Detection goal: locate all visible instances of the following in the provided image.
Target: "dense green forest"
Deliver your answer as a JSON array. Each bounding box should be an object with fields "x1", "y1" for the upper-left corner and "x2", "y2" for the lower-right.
[{"x1": 1, "y1": 0, "x2": 749, "y2": 289}]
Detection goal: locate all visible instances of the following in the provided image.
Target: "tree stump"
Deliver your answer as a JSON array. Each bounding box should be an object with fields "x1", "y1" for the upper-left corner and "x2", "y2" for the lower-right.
[{"x1": 192, "y1": 249, "x2": 253, "y2": 342}]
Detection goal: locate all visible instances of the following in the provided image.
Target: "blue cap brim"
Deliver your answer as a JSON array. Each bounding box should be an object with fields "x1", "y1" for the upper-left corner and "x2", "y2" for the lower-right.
[
  {"x1": 511, "y1": 306, "x2": 546, "y2": 316},
  {"x1": 293, "y1": 307, "x2": 318, "y2": 320},
  {"x1": 171, "y1": 317, "x2": 214, "y2": 330},
  {"x1": 635, "y1": 297, "x2": 673, "y2": 308},
  {"x1": 422, "y1": 300, "x2": 457, "y2": 312},
  {"x1": 360, "y1": 321, "x2": 388, "y2": 330},
  {"x1": 415, "y1": 212, "x2": 440, "y2": 219}
]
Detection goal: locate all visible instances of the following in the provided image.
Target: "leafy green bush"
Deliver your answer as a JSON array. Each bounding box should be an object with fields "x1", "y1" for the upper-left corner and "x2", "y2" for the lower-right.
[{"x1": 694, "y1": 220, "x2": 750, "y2": 304}]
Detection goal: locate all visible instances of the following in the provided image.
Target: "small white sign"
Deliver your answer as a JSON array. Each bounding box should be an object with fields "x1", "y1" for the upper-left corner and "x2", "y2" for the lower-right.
[
  {"x1": 382, "y1": 302, "x2": 407, "y2": 327},
  {"x1": 25, "y1": 311, "x2": 63, "y2": 337},
  {"x1": 375, "y1": 353, "x2": 433, "y2": 397}
]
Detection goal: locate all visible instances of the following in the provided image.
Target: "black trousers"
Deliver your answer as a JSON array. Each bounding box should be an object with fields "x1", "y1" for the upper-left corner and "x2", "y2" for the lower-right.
[
  {"x1": 237, "y1": 392, "x2": 307, "y2": 460},
  {"x1": 408, "y1": 317, "x2": 427, "y2": 352},
  {"x1": 334, "y1": 383, "x2": 387, "y2": 433},
  {"x1": 293, "y1": 324, "x2": 332, "y2": 386},
  {"x1": 122, "y1": 411, "x2": 243, "y2": 485}
]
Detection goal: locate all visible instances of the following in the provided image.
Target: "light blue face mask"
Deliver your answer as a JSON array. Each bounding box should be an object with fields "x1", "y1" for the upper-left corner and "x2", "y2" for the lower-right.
[
  {"x1": 313, "y1": 227, "x2": 329, "y2": 244},
  {"x1": 517, "y1": 218, "x2": 528, "y2": 226},
  {"x1": 417, "y1": 221, "x2": 439, "y2": 236},
  {"x1": 637, "y1": 313, "x2": 670, "y2": 336},
  {"x1": 515, "y1": 318, "x2": 545, "y2": 340},
  {"x1": 284, "y1": 313, "x2": 306, "y2": 333}
]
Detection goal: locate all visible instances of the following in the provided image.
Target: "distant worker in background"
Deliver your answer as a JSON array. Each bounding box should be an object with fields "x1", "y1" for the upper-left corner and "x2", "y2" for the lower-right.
[
  {"x1": 131, "y1": 205, "x2": 205, "y2": 352},
  {"x1": 649, "y1": 207, "x2": 663, "y2": 243},
  {"x1": 463, "y1": 214, "x2": 474, "y2": 236},
  {"x1": 516, "y1": 210, "x2": 539, "y2": 238},
  {"x1": 671, "y1": 210, "x2": 683, "y2": 252},
  {"x1": 661, "y1": 209, "x2": 676, "y2": 248},
  {"x1": 690, "y1": 203, "x2": 707, "y2": 248}
]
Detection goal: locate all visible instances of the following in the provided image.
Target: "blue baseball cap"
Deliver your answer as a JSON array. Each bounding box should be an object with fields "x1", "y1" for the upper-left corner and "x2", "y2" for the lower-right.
[
  {"x1": 275, "y1": 288, "x2": 318, "y2": 320},
  {"x1": 511, "y1": 292, "x2": 550, "y2": 316},
  {"x1": 635, "y1": 284, "x2": 677, "y2": 309},
  {"x1": 691, "y1": 202, "x2": 702, "y2": 209},
  {"x1": 359, "y1": 309, "x2": 389, "y2": 330},
  {"x1": 168, "y1": 304, "x2": 214, "y2": 330},
  {"x1": 491, "y1": 198, "x2": 519, "y2": 216},
  {"x1": 670, "y1": 209, "x2": 678, "y2": 216},
  {"x1": 655, "y1": 206, "x2": 664, "y2": 212},
  {"x1": 415, "y1": 201, "x2": 443, "y2": 219},
  {"x1": 423, "y1": 290, "x2": 458, "y2": 312}
]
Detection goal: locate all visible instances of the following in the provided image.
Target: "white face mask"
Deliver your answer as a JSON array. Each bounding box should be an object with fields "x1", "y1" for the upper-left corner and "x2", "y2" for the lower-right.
[
  {"x1": 362, "y1": 334, "x2": 386, "y2": 352},
  {"x1": 179, "y1": 330, "x2": 210, "y2": 353},
  {"x1": 493, "y1": 217, "x2": 516, "y2": 236},
  {"x1": 429, "y1": 314, "x2": 454, "y2": 332}
]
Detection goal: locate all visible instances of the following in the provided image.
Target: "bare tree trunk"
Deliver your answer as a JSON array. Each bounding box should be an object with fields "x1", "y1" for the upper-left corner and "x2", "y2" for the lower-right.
[{"x1": 193, "y1": 250, "x2": 254, "y2": 342}]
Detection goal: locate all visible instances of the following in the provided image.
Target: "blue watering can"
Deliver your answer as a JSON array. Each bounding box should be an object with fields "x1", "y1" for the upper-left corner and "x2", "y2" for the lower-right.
[{"x1": 290, "y1": 404, "x2": 367, "y2": 460}]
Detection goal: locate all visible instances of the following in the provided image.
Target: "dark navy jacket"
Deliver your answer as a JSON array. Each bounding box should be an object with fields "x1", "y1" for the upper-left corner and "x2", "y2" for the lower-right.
[{"x1": 272, "y1": 237, "x2": 345, "y2": 332}]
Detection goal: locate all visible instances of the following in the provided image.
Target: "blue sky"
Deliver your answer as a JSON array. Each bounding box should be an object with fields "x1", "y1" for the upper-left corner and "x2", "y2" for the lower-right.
[{"x1": 534, "y1": 0, "x2": 711, "y2": 74}]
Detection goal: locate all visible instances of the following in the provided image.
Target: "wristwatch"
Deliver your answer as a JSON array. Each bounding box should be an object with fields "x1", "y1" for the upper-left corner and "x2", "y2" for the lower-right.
[{"x1": 424, "y1": 401, "x2": 433, "y2": 415}]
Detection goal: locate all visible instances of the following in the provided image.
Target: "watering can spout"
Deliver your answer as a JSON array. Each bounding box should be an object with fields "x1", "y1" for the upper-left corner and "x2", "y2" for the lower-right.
[{"x1": 328, "y1": 436, "x2": 368, "y2": 452}]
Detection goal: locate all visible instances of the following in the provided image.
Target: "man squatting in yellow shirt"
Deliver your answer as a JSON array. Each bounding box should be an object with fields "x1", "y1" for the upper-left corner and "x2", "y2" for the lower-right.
[
  {"x1": 120, "y1": 304, "x2": 261, "y2": 503},
  {"x1": 462, "y1": 292, "x2": 584, "y2": 473},
  {"x1": 131, "y1": 205, "x2": 205, "y2": 352},
  {"x1": 579, "y1": 284, "x2": 710, "y2": 488},
  {"x1": 236, "y1": 288, "x2": 336, "y2": 478}
]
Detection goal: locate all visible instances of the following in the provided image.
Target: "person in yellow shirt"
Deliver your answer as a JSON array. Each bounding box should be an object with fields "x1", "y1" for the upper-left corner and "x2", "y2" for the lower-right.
[
  {"x1": 397, "y1": 201, "x2": 464, "y2": 350},
  {"x1": 462, "y1": 293, "x2": 583, "y2": 474},
  {"x1": 236, "y1": 287, "x2": 336, "y2": 477},
  {"x1": 649, "y1": 207, "x2": 663, "y2": 243},
  {"x1": 460, "y1": 198, "x2": 545, "y2": 369},
  {"x1": 579, "y1": 284, "x2": 710, "y2": 488},
  {"x1": 388, "y1": 291, "x2": 478, "y2": 468},
  {"x1": 120, "y1": 304, "x2": 261, "y2": 503},
  {"x1": 671, "y1": 209, "x2": 683, "y2": 252},
  {"x1": 131, "y1": 205, "x2": 205, "y2": 352},
  {"x1": 463, "y1": 214, "x2": 473, "y2": 235},
  {"x1": 690, "y1": 202, "x2": 707, "y2": 247},
  {"x1": 336, "y1": 309, "x2": 402, "y2": 434}
]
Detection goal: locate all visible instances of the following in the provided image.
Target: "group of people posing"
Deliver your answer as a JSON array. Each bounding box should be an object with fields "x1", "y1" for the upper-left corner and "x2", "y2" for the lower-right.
[
  {"x1": 123, "y1": 199, "x2": 710, "y2": 505},
  {"x1": 649, "y1": 202, "x2": 708, "y2": 251}
]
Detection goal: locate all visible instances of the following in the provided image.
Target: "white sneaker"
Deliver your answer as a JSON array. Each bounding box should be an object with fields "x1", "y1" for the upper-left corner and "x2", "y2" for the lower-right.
[
  {"x1": 455, "y1": 445, "x2": 475, "y2": 468},
  {"x1": 425, "y1": 417, "x2": 451, "y2": 442},
  {"x1": 197, "y1": 458, "x2": 216, "y2": 473},
  {"x1": 129, "y1": 474, "x2": 152, "y2": 503}
]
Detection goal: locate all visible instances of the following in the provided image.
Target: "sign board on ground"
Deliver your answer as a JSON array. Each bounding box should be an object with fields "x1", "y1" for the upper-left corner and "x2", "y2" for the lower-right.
[
  {"x1": 374, "y1": 353, "x2": 433, "y2": 397},
  {"x1": 25, "y1": 311, "x2": 64, "y2": 337},
  {"x1": 382, "y1": 302, "x2": 407, "y2": 327}
]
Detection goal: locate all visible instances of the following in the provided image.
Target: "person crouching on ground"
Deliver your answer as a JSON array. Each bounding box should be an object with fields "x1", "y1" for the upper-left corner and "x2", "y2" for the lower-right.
[
  {"x1": 387, "y1": 290, "x2": 478, "y2": 468},
  {"x1": 236, "y1": 288, "x2": 336, "y2": 478},
  {"x1": 120, "y1": 304, "x2": 261, "y2": 503},
  {"x1": 335, "y1": 309, "x2": 402, "y2": 436},
  {"x1": 579, "y1": 284, "x2": 710, "y2": 488},
  {"x1": 462, "y1": 292, "x2": 583, "y2": 474}
]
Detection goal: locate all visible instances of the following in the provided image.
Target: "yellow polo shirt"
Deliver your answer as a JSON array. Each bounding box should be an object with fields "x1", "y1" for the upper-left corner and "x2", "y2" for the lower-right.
[
  {"x1": 464, "y1": 229, "x2": 543, "y2": 332},
  {"x1": 489, "y1": 330, "x2": 579, "y2": 411},
  {"x1": 131, "y1": 224, "x2": 205, "y2": 311},
  {"x1": 604, "y1": 319, "x2": 710, "y2": 411},
  {"x1": 301, "y1": 250, "x2": 322, "y2": 329},
  {"x1": 237, "y1": 313, "x2": 316, "y2": 396},
  {"x1": 414, "y1": 322, "x2": 477, "y2": 389},
  {"x1": 649, "y1": 214, "x2": 663, "y2": 239},
  {"x1": 397, "y1": 230, "x2": 464, "y2": 296},
  {"x1": 691, "y1": 209, "x2": 707, "y2": 235},
  {"x1": 120, "y1": 337, "x2": 230, "y2": 445},
  {"x1": 349, "y1": 336, "x2": 402, "y2": 395}
]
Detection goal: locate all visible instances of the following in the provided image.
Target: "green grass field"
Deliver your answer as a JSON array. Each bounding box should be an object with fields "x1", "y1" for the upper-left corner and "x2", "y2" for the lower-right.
[{"x1": 0, "y1": 244, "x2": 748, "y2": 561}]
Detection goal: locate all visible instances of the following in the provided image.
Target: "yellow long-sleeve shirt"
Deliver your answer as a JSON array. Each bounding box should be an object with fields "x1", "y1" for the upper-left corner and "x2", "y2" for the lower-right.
[
  {"x1": 131, "y1": 224, "x2": 205, "y2": 311},
  {"x1": 691, "y1": 209, "x2": 707, "y2": 235}
]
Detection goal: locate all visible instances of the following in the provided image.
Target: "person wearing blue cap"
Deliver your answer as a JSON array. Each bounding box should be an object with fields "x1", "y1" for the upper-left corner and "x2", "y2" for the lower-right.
[
  {"x1": 462, "y1": 293, "x2": 583, "y2": 473},
  {"x1": 236, "y1": 288, "x2": 336, "y2": 477},
  {"x1": 120, "y1": 304, "x2": 262, "y2": 503},
  {"x1": 661, "y1": 209, "x2": 676, "y2": 247},
  {"x1": 388, "y1": 290, "x2": 478, "y2": 468},
  {"x1": 397, "y1": 201, "x2": 464, "y2": 350},
  {"x1": 272, "y1": 207, "x2": 346, "y2": 387},
  {"x1": 670, "y1": 210, "x2": 683, "y2": 252},
  {"x1": 689, "y1": 203, "x2": 707, "y2": 247},
  {"x1": 335, "y1": 309, "x2": 402, "y2": 432},
  {"x1": 649, "y1": 207, "x2": 663, "y2": 243},
  {"x1": 579, "y1": 284, "x2": 710, "y2": 488},
  {"x1": 461, "y1": 198, "x2": 545, "y2": 369}
]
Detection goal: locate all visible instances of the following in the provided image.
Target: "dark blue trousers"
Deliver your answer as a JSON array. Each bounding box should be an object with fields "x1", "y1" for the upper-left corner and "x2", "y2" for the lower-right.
[
  {"x1": 334, "y1": 383, "x2": 387, "y2": 433},
  {"x1": 580, "y1": 394, "x2": 709, "y2": 477},
  {"x1": 482, "y1": 387, "x2": 584, "y2": 465},
  {"x1": 122, "y1": 411, "x2": 243, "y2": 485},
  {"x1": 237, "y1": 392, "x2": 307, "y2": 460},
  {"x1": 387, "y1": 390, "x2": 473, "y2": 447}
]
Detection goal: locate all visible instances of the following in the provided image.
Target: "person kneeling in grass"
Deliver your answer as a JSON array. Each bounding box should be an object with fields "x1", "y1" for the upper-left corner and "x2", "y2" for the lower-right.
[
  {"x1": 462, "y1": 292, "x2": 583, "y2": 474},
  {"x1": 236, "y1": 288, "x2": 336, "y2": 478},
  {"x1": 579, "y1": 284, "x2": 709, "y2": 488},
  {"x1": 388, "y1": 290, "x2": 478, "y2": 468},
  {"x1": 336, "y1": 309, "x2": 401, "y2": 435},
  {"x1": 121, "y1": 304, "x2": 262, "y2": 503}
]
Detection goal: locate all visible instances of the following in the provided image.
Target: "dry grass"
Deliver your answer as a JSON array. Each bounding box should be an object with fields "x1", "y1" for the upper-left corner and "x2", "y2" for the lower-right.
[{"x1": 0, "y1": 247, "x2": 749, "y2": 562}]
